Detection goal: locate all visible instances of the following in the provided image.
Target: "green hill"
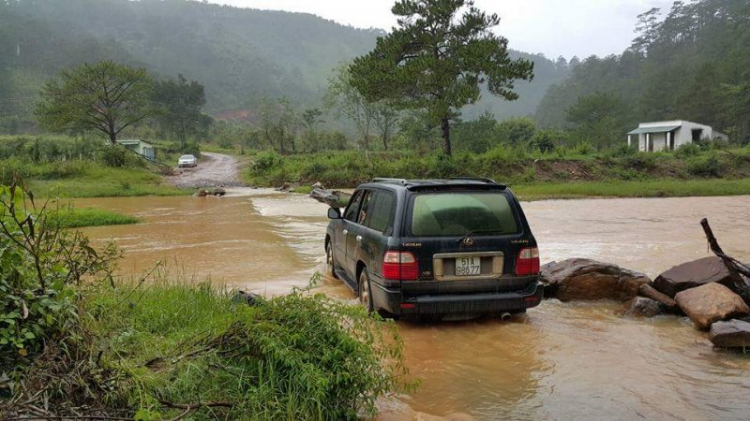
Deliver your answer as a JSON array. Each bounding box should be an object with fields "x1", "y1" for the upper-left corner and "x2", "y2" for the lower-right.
[{"x1": 0, "y1": 0, "x2": 569, "y2": 131}]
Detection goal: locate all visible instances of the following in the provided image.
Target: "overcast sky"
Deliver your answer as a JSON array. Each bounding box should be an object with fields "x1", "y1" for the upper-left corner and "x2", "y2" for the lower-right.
[{"x1": 208, "y1": 0, "x2": 675, "y2": 59}]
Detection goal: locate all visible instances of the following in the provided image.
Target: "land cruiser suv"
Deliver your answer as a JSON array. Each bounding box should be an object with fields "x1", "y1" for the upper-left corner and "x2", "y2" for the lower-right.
[{"x1": 324, "y1": 178, "x2": 543, "y2": 318}]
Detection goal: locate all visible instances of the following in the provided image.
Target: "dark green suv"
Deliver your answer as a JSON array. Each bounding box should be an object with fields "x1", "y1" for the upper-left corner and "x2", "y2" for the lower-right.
[{"x1": 325, "y1": 178, "x2": 543, "y2": 318}]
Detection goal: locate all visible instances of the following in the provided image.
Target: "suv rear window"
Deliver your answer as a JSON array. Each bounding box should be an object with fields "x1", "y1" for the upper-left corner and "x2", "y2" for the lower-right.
[{"x1": 409, "y1": 192, "x2": 518, "y2": 236}]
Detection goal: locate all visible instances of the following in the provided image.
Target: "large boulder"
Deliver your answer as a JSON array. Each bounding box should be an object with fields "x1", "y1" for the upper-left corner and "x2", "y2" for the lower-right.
[
  {"x1": 540, "y1": 258, "x2": 650, "y2": 302},
  {"x1": 674, "y1": 283, "x2": 750, "y2": 330},
  {"x1": 709, "y1": 319, "x2": 750, "y2": 349},
  {"x1": 653, "y1": 256, "x2": 733, "y2": 298}
]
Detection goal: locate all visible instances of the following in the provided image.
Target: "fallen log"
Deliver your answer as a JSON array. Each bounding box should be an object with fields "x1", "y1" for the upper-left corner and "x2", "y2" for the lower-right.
[
  {"x1": 638, "y1": 283, "x2": 678, "y2": 310},
  {"x1": 701, "y1": 218, "x2": 750, "y2": 304},
  {"x1": 309, "y1": 188, "x2": 351, "y2": 208}
]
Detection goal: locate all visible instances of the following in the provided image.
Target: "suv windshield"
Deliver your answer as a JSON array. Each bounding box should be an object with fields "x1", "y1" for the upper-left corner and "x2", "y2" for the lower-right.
[{"x1": 409, "y1": 192, "x2": 518, "y2": 236}]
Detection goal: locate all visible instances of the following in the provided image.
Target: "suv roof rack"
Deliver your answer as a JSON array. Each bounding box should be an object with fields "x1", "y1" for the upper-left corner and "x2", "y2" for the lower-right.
[
  {"x1": 450, "y1": 177, "x2": 497, "y2": 184},
  {"x1": 372, "y1": 178, "x2": 409, "y2": 185}
]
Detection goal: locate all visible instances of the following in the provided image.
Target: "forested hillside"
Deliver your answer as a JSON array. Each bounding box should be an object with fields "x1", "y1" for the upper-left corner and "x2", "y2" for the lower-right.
[
  {"x1": 535, "y1": 0, "x2": 750, "y2": 144},
  {"x1": 0, "y1": 0, "x2": 568, "y2": 132}
]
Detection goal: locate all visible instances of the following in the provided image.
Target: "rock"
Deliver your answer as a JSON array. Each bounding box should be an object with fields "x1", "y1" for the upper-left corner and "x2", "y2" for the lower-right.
[
  {"x1": 211, "y1": 188, "x2": 226, "y2": 196},
  {"x1": 540, "y1": 258, "x2": 650, "y2": 302},
  {"x1": 312, "y1": 181, "x2": 325, "y2": 190},
  {"x1": 619, "y1": 296, "x2": 663, "y2": 318},
  {"x1": 709, "y1": 319, "x2": 750, "y2": 349},
  {"x1": 638, "y1": 283, "x2": 678, "y2": 310},
  {"x1": 275, "y1": 182, "x2": 292, "y2": 192},
  {"x1": 674, "y1": 283, "x2": 750, "y2": 330},
  {"x1": 195, "y1": 189, "x2": 208, "y2": 197},
  {"x1": 653, "y1": 256, "x2": 733, "y2": 298},
  {"x1": 232, "y1": 290, "x2": 263, "y2": 307},
  {"x1": 309, "y1": 188, "x2": 352, "y2": 208}
]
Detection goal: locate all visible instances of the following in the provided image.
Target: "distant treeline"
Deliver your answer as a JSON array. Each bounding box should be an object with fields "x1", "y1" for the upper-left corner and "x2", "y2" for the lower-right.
[
  {"x1": 0, "y1": 0, "x2": 568, "y2": 133},
  {"x1": 536, "y1": 0, "x2": 750, "y2": 145}
]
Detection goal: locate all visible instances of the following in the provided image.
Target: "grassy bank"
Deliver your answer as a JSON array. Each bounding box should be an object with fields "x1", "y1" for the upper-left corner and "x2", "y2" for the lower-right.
[
  {"x1": 0, "y1": 135, "x2": 190, "y2": 198},
  {"x1": 1, "y1": 183, "x2": 410, "y2": 420},
  {"x1": 513, "y1": 178, "x2": 750, "y2": 201},
  {"x1": 243, "y1": 146, "x2": 750, "y2": 199}
]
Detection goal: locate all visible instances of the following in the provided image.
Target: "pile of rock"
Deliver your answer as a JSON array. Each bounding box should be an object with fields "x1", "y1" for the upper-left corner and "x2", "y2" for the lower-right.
[{"x1": 541, "y1": 256, "x2": 750, "y2": 350}]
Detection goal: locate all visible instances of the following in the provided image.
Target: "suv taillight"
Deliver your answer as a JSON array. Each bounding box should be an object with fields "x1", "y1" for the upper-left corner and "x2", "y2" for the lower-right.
[
  {"x1": 383, "y1": 251, "x2": 419, "y2": 281},
  {"x1": 515, "y1": 247, "x2": 540, "y2": 275}
]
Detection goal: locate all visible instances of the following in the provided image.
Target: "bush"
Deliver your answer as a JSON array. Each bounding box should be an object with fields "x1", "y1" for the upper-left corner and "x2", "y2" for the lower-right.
[
  {"x1": 0, "y1": 183, "x2": 118, "y2": 375},
  {"x1": 687, "y1": 153, "x2": 722, "y2": 177},
  {"x1": 675, "y1": 143, "x2": 701, "y2": 158},
  {"x1": 100, "y1": 145, "x2": 128, "y2": 167},
  {"x1": 252, "y1": 151, "x2": 284, "y2": 173}
]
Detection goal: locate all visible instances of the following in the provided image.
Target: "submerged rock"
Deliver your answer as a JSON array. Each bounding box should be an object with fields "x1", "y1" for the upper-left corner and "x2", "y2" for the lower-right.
[
  {"x1": 638, "y1": 283, "x2": 678, "y2": 311},
  {"x1": 619, "y1": 296, "x2": 663, "y2": 318},
  {"x1": 674, "y1": 283, "x2": 750, "y2": 330},
  {"x1": 232, "y1": 290, "x2": 263, "y2": 307},
  {"x1": 709, "y1": 319, "x2": 750, "y2": 349},
  {"x1": 653, "y1": 256, "x2": 733, "y2": 298},
  {"x1": 540, "y1": 258, "x2": 650, "y2": 302}
]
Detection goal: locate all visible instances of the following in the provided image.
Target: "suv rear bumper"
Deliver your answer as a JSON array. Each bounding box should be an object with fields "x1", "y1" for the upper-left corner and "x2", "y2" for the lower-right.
[{"x1": 374, "y1": 280, "x2": 544, "y2": 317}]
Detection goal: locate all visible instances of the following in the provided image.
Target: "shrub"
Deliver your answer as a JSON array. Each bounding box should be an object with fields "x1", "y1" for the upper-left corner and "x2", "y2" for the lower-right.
[
  {"x1": 675, "y1": 143, "x2": 701, "y2": 158},
  {"x1": 100, "y1": 145, "x2": 128, "y2": 167},
  {"x1": 0, "y1": 183, "x2": 119, "y2": 374},
  {"x1": 252, "y1": 151, "x2": 284, "y2": 173},
  {"x1": 573, "y1": 141, "x2": 594, "y2": 156},
  {"x1": 687, "y1": 153, "x2": 722, "y2": 177}
]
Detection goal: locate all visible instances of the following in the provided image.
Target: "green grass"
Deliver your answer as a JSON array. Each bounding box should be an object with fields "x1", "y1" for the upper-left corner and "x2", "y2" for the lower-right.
[
  {"x1": 47, "y1": 207, "x2": 140, "y2": 229},
  {"x1": 0, "y1": 159, "x2": 188, "y2": 198},
  {"x1": 68, "y1": 281, "x2": 409, "y2": 420},
  {"x1": 513, "y1": 178, "x2": 750, "y2": 201},
  {"x1": 242, "y1": 147, "x2": 750, "y2": 200}
]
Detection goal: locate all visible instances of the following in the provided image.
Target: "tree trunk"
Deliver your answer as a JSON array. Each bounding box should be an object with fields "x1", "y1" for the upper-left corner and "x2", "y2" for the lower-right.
[
  {"x1": 108, "y1": 131, "x2": 117, "y2": 145},
  {"x1": 441, "y1": 117, "x2": 452, "y2": 156}
]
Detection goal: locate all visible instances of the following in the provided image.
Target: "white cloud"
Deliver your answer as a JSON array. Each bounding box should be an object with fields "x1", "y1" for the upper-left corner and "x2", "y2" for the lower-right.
[{"x1": 209, "y1": 0, "x2": 675, "y2": 58}]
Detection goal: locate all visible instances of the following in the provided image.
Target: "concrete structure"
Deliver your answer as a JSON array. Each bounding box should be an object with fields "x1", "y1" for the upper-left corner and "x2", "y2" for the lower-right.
[
  {"x1": 116, "y1": 139, "x2": 155, "y2": 161},
  {"x1": 627, "y1": 121, "x2": 728, "y2": 152}
]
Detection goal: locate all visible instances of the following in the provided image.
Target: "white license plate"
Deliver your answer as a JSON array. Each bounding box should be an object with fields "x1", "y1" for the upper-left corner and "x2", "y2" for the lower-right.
[{"x1": 455, "y1": 257, "x2": 481, "y2": 276}]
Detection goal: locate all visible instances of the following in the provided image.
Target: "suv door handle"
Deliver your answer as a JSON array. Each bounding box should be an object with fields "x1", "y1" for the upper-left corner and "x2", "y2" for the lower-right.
[
  {"x1": 343, "y1": 229, "x2": 349, "y2": 235},
  {"x1": 356, "y1": 235, "x2": 362, "y2": 242}
]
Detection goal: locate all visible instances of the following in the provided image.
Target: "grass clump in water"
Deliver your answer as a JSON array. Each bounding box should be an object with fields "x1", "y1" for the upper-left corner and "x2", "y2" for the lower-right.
[{"x1": 47, "y1": 207, "x2": 140, "y2": 228}]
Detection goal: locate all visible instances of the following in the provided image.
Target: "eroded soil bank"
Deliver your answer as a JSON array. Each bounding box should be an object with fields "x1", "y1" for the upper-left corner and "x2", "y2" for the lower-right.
[{"x1": 77, "y1": 192, "x2": 750, "y2": 420}]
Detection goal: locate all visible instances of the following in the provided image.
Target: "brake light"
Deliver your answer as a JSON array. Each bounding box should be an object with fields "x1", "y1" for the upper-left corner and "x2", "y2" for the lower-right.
[
  {"x1": 383, "y1": 251, "x2": 420, "y2": 281},
  {"x1": 515, "y1": 247, "x2": 540, "y2": 275}
]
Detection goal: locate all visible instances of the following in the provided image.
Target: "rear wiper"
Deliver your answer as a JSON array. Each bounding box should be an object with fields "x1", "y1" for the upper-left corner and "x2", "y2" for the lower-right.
[{"x1": 456, "y1": 229, "x2": 504, "y2": 244}]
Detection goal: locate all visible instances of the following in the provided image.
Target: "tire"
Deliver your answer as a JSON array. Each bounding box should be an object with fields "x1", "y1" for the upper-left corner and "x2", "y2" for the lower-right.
[
  {"x1": 358, "y1": 268, "x2": 374, "y2": 313},
  {"x1": 326, "y1": 241, "x2": 338, "y2": 279}
]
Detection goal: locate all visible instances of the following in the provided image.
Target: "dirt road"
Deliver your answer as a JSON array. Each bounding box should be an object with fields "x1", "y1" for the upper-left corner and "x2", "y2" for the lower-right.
[{"x1": 167, "y1": 152, "x2": 243, "y2": 189}]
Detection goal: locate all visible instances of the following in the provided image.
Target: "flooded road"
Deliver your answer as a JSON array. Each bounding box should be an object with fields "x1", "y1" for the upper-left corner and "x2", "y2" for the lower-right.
[{"x1": 77, "y1": 192, "x2": 750, "y2": 420}]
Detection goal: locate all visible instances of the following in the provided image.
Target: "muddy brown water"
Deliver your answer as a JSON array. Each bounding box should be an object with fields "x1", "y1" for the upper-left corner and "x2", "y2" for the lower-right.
[{"x1": 76, "y1": 192, "x2": 750, "y2": 420}]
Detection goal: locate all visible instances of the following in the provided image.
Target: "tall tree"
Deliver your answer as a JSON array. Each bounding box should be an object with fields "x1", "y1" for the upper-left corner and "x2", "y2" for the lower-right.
[
  {"x1": 35, "y1": 61, "x2": 153, "y2": 144},
  {"x1": 349, "y1": 0, "x2": 534, "y2": 156},
  {"x1": 259, "y1": 97, "x2": 299, "y2": 155},
  {"x1": 373, "y1": 105, "x2": 400, "y2": 151},
  {"x1": 324, "y1": 65, "x2": 378, "y2": 154},
  {"x1": 566, "y1": 92, "x2": 630, "y2": 149},
  {"x1": 152, "y1": 74, "x2": 212, "y2": 149}
]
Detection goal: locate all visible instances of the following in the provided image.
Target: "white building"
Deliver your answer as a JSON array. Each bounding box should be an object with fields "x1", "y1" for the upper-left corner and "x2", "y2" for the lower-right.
[{"x1": 627, "y1": 120, "x2": 728, "y2": 152}]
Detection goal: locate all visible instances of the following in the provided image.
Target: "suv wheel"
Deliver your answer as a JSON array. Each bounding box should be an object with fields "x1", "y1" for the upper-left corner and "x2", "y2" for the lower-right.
[
  {"x1": 358, "y1": 268, "x2": 373, "y2": 313},
  {"x1": 326, "y1": 242, "x2": 338, "y2": 279}
]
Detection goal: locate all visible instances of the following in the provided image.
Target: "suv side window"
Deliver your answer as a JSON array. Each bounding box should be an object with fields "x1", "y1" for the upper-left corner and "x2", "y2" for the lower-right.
[
  {"x1": 358, "y1": 191, "x2": 374, "y2": 225},
  {"x1": 344, "y1": 190, "x2": 364, "y2": 222},
  {"x1": 366, "y1": 191, "x2": 396, "y2": 235}
]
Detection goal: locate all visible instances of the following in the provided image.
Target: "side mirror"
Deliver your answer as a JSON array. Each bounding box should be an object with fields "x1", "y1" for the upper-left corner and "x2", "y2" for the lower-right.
[{"x1": 327, "y1": 207, "x2": 342, "y2": 219}]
